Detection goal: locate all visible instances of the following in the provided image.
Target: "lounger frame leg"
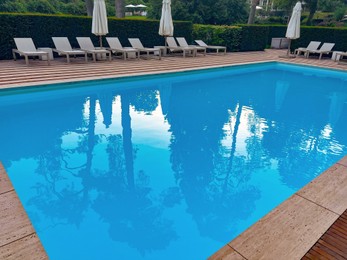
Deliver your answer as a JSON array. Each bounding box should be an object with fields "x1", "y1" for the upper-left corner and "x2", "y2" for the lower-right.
[
  {"x1": 25, "y1": 55, "x2": 29, "y2": 66},
  {"x1": 12, "y1": 51, "x2": 17, "y2": 61}
]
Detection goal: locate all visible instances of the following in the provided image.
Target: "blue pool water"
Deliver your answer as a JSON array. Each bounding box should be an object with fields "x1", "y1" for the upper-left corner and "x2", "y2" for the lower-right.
[{"x1": 1, "y1": 62, "x2": 347, "y2": 259}]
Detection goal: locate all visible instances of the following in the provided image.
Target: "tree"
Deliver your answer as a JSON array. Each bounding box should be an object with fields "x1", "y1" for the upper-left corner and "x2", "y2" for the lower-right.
[
  {"x1": 86, "y1": 0, "x2": 93, "y2": 16},
  {"x1": 115, "y1": 0, "x2": 125, "y2": 18},
  {"x1": 147, "y1": 0, "x2": 248, "y2": 25},
  {"x1": 319, "y1": 0, "x2": 345, "y2": 12},
  {"x1": 247, "y1": 0, "x2": 259, "y2": 24},
  {"x1": 306, "y1": 0, "x2": 319, "y2": 25}
]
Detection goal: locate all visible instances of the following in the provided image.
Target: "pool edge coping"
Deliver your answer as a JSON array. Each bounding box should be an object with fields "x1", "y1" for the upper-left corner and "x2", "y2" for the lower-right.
[
  {"x1": 0, "y1": 162, "x2": 48, "y2": 259},
  {"x1": 209, "y1": 156, "x2": 347, "y2": 260}
]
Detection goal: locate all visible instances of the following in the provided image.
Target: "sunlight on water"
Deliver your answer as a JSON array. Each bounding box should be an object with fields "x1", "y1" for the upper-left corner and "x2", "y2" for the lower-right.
[{"x1": 0, "y1": 63, "x2": 347, "y2": 260}]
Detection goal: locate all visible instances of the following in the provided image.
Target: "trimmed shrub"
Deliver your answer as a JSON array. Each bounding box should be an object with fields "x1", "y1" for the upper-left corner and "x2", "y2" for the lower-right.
[
  {"x1": 238, "y1": 25, "x2": 269, "y2": 51},
  {"x1": 0, "y1": 13, "x2": 192, "y2": 60},
  {"x1": 290, "y1": 26, "x2": 347, "y2": 52},
  {"x1": 192, "y1": 24, "x2": 242, "y2": 51},
  {"x1": 267, "y1": 25, "x2": 287, "y2": 45}
]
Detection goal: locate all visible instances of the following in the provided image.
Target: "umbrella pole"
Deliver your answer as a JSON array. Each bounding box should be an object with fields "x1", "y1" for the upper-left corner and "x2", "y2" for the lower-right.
[
  {"x1": 287, "y1": 39, "x2": 292, "y2": 56},
  {"x1": 164, "y1": 36, "x2": 168, "y2": 56},
  {"x1": 99, "y1": 35, "x2": 102, "y2": 48},
  {"x1": 279, "y1": 39, "x2": 295, "y2": 59}
]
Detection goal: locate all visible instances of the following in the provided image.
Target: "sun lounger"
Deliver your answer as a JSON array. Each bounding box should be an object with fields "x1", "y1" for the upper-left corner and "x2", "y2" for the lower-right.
[
  {"x1": 166, "y1": 37, "x2": 196, "y2": 58},
  {"x1": 12, "y1": 38, "x2": 50, "y2": 65},
  {"x1": 337, "y1": 52, "x2": 347, "y2": 64},
  {"x1": 305, "y1": 42, "x2": 335, "y2": 59},
  {"x1": 106, "y1": 37, "x2": 139, "y2": 60},
  {"x1": 194, "y1": 40, "x2": 226, "y2": 54},
  {"x1": 294, "y1": 41, "x2": 321, "y2": 57},
  {"x1": 76, "y1": 37, "x2": 112, "y2": 62},
  {"x1": 128, "y1": 38, "x2": 161, "y2": 59},
  {"x1": 52, "y1": 37, "x2": 87, "y2": 63},
  {"x1": 176, "y1": 37, "x2": 206, "y2": 56}
]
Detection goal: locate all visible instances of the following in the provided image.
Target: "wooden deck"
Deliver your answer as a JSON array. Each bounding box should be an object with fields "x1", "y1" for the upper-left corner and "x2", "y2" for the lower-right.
[
  {"x1": 1, "y1": 49, "x2": 347, "y2": 90},
  {"x1": 1, "y1": 49, "x2": 347, "y2": 259},
  {"x1": 303, "y1": 209, "x2": 347, "y2": 259}
]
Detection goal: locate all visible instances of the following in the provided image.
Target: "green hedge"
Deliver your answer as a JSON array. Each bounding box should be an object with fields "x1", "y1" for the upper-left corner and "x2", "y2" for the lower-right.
[
  {"x1": 0, "y1": 13, "x2": 193, "y2": 60},
  {"x1": 238, "y1": 25, "x2": 269, "y2": 51},
  {"x1": 193, "y1": 24, "x2": 269, "y2": 52},
  {"x1": 3, "y1": 13, "x2": 347, "y2": 60},
  {"x1": 290, "y1": 26, "x2": 347, "y2": 52},
  {"x1": 192, "y1": 24, "x2": 242, "y2": 51},
  {"x1": 265, "y1": 25, "x2": 347, "y2": 52},
  {"x1": 267, "y1": 25, "x2": 287, "y2": 45}
]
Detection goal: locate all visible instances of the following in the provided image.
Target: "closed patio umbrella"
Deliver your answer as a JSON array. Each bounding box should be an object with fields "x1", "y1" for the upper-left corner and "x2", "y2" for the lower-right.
[
  {"x1": 92, "y1": 0, "x2": 108, "y2": 47},
  {"x1": 159, "y1": 0, "x2": 174, "y2": 44},
  {"x1": 284, "y1": 1, "x2": 302, "y2": 57}
]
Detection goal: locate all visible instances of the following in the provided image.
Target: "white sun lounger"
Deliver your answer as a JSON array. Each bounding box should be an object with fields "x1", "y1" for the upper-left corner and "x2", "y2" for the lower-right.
[
  {"x1": 294, "y1": 41, "x2": 321, "y2": 57},
  {"x1": 194, "y1": 40, "x2": 226, "y2": 54},
  {"x1": 305, "y1": 42, "x2": 335, "y2": 59},
  {"x1": 12, "y1": 38, "x2": 50, "y2": 65},
  {"x1": 76, "y1": 37, "x2": 112, "y2": 62},
  {"x1": 106, "y1": 37, "x2": 139, "y2": 60},
  {"x1": 176, "y1": 37, "x2": 206, "y2": 56},
  {"x1": 166, "y1": 37, "x2": 196, "y2": 58},
  {"x1": 52, "y1": 37, "x2": 87, "y2": 63},
  {"x1": 128, "y1": 38, "x2": 161, "y2": 59}
]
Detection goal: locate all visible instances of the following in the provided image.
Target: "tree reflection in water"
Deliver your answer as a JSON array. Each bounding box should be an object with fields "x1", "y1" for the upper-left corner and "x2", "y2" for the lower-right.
[{"x1": 2, "y1": 65, "x2": 347, "y2": 259}]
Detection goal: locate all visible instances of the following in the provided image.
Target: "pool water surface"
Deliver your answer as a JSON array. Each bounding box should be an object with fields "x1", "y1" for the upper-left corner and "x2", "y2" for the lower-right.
[{"x1": 0, "y1": 62, "x2": 347, "y2": 259}]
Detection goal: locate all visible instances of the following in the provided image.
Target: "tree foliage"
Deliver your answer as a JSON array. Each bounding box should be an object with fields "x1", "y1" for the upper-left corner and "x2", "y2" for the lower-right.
[
  {"x1": 0, "y1": 0, "x2": 117, "y2": 16},
  {"x1": 147, "y1": 0, "x2": 248, "y2": 25},
  {"x1": 319, "y1": 0, "x2": 345, "y2": 12}
]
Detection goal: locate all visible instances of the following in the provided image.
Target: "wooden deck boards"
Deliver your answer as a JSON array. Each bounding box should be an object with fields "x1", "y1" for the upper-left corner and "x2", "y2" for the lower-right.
[
  {"x1": 303, "y1": 210, "x2": 347, "y2": 259},
  {"x1": 1, "y1": 49, "x2": 347, "y2": 259}
]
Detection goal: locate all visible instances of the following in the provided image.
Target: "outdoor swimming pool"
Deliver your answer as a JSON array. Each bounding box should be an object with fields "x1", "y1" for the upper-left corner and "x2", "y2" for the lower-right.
[{"x1": 1, "y1": 62, "x2": 347, "y2": 259}]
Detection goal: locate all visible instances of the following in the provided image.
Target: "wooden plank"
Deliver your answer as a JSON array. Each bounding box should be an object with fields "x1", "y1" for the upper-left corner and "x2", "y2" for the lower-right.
[
  {"x1": 208, "y1": 245, "x2": 246, "y2": 260},
  {"x1": 311, "y1": 243, "x2": 345, "y2": 260},
  {"x1": 0, "y1": 163, "x2": 13, "y2": 195},
  {"x1": 229, "y1": 195, "x2": 338, "y2": 260},
  {"x1": 331, "y1": 226, "x2": 347, "y2": 238},
  {"x1": 334, "y1": 220, "x2": 347, "y2": 232},
  {"x1": 0, "y1": 234, "x2": 47, "y2": 260},
  {"x1": 308, "y1": 248, "x2": 330, "y2": 259},
  {"x1": 302, "y1": 210, "x2": 347, "y2": 259},
  {"x1": 328, "y1": 228, "x2": 347, "y2": 241},
  {"x1": 321, "y1": 233, "x2": 347, "y2": 253},
  {"x1": 297, "y1": 164, "x2": 347, "y2": 215},
  {"x1": 318, "y1": 240, "x2": 347, "y2": 258}
]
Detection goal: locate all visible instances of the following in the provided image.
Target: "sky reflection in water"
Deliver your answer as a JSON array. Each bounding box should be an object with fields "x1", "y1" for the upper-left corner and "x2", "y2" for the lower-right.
[{"x1": 1, "y1": 63, "x2": 347, "y2": 260}]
